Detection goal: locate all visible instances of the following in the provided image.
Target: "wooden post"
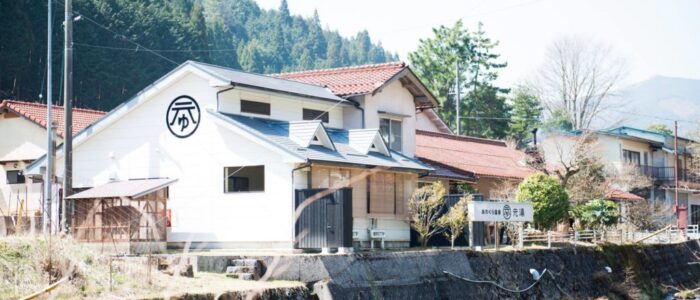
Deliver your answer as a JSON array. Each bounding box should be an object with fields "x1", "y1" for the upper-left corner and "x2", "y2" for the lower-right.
[
  {"x1": 547, "y1": 231, "x2": 552, "y2": 248},
  {"x1": 494, "y1": 222, "x2": 500, "y2": 251},
  {"x1": 468, "y1": 221, "x2": 474, "y2": 250},
  {"x1": 518, "y1": 223, "x2": 524, "y2": 249}
]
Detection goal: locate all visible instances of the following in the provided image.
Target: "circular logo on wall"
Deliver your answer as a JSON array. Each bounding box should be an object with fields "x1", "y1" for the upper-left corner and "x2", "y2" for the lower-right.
[
  {"x1": 503, "y1": 204, "x2": 512, "y2": 220},
  {"x1": 166, "y1": 95, "x2": 200, "y2": 138}
]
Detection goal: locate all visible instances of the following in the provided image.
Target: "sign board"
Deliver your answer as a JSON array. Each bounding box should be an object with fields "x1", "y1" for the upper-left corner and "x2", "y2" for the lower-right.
[{"x1": 467, "y1": 201, "x2": 533, "y2": 222}]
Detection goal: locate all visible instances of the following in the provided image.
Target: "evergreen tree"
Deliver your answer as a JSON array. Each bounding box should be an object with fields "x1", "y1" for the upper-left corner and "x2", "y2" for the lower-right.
[
  {"x1": 409, "y1": 20, "x2": 510, "y2": 138},
  {"x1": 508, "y1": 88, "x2": 543, "y2": 148},
  {"x1": 0, "y1": 0, "x2": 396, "y2": 111}
]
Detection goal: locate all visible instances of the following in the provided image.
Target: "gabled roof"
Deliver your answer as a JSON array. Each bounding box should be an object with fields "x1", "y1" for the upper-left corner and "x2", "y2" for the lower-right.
[
  {"x1": 25, "y1": 61, "x2": 351, "y2": 174},
  {"x1": 0, "y1": 99, "x2": 105, "y2": 137},
  {"x1": 209, "y1": 110, "x2": 431, "y2": 172},
  {"x1": 348, "y1": 129, "x2": 390, "y2": 156},
  {"x1": 272, "y1": 62, "x2": 438, "y2": 108},
  {"x1": 189, "y1": 61, "x2": 347, "y2": 103},
  {"x1": 416, "y1": 130, "x2": 533, "y2": 180},
  {"x1": 288, "y1": 120, "x2": 335, "y2": 150}
]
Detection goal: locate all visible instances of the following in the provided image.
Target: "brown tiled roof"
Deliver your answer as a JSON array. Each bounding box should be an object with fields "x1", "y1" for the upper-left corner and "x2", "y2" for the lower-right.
[
  {"x1": 606, "y1": 189, "x2": 644, "y2": 201},
  {"x1": 0, "y1": 99, "x2": 105, "y2": 137},
  {"x1": 272, "y1": 62, "x2": 407, "y2": 97},
  {"x1": 416, "y1": 130, "x2": 533, "y2": 180}
]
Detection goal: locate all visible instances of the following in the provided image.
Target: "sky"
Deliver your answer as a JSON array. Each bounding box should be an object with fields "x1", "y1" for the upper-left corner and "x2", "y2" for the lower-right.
[{"x1": 256, "y1": 0, "x2": 700, "y2": 88}]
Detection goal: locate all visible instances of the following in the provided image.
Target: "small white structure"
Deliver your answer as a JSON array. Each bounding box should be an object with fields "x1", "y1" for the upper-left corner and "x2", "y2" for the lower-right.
[
  {"x1": 26, "y1": 61, "x2": 439, "y2": 249},
  {"x1": 0, "y1": 100, "x2": 104, "y2": 234}
]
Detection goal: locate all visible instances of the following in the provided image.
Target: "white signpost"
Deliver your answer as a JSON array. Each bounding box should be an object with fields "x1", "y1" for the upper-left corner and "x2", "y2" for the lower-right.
[{"x1": 467, "y1": 201, "x2": 534, "y2": 250}]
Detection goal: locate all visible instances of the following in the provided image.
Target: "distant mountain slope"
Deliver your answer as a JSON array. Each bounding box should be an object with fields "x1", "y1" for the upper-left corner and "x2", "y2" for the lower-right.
[
  {"x1": 595, "y1": 76, "x2": 700, "y2": 135},
  {"x1": 0, "y1": 0, "x2": 396, "y2": 111}
]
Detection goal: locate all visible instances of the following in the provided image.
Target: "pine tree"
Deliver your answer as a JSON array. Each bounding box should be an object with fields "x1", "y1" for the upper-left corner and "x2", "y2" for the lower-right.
[{"x1": 508, "y1": 88, "x2": 543, "y2": 148}]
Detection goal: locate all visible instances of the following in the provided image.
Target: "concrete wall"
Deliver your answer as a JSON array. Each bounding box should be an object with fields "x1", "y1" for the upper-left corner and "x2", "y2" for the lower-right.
[{"x1": 194, "y1": 240, "x2": 700, "y2": 299}]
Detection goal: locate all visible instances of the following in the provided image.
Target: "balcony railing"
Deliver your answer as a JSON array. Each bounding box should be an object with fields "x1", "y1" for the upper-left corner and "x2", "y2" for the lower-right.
[{"x1": 637, "y1": 165, "x2": 700, "y2": 183}]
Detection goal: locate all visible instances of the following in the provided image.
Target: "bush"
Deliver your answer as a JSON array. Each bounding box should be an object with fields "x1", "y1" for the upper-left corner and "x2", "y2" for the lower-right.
[
  {"x1": 516, "y1": 173, "x2": 570, "y2": 229},
  {"x1": 572, "y1": 199, "x2": 619, "y2": 229}
]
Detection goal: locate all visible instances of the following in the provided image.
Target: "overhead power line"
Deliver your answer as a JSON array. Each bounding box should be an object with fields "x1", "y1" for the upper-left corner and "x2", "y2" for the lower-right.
[
  {"x1": 75, "y1": 13, "x2": 179, "y2": 66},
  {"x1": 74, "y1": 42, "x2": 238, "y2": 53}
]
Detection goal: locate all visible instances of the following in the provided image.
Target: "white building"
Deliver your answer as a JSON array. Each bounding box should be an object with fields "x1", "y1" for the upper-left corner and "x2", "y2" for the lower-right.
[
  {"x1": 0, "y1": 100, "x2": 104, "y2": 233},
  {"x1": 541, "y1": 126, "x2": 699, "y2": 228},
  {"x1": 26, "y1": 61, "x2": 440, "y2": 250}
]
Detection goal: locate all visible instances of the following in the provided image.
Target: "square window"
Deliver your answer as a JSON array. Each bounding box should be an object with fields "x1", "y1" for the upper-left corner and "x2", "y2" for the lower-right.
[
  {"x1": 6, "y1": 170, "x2": 25, "y2": 184},
  {"x1": 224, "y1": 166, "x2": 265, "y2": 192}
]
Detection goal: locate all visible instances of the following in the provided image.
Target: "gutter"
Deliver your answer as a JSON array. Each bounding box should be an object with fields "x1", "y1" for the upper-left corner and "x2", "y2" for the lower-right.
[
  {"x1": 345, "y1": 97, "x2": 365, "y2": 128},
  {"x1": 216, "y1": 84, "x2": 236, "y2": 111}
]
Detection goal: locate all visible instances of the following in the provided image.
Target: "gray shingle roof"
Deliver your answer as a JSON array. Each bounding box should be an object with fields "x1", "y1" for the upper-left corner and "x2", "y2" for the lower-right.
[
  {"x1": 67, "y1": 178, "x2": 178, "y2": 199},
  {"x1": 208, "y1": 109, "x2": 431, "y2": 172},
  {"x1": 189, "y1": 61, "x2": 348, "y2": 103}
]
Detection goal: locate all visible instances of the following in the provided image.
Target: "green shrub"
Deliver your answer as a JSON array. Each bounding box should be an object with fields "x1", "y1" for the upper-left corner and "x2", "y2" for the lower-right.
[{"x1": 517, "y1": 173, "x2": 570, "y2": 229}]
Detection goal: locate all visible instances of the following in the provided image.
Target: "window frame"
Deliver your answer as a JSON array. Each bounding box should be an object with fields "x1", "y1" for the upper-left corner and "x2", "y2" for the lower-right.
[
  {"x1": 240, "y1": 100, "x2": 271, "y2": 116},
  {"x1": 379, "y1": 118, "x2": 402, "y2": 152},
  {"x1": 302, "y1": 108, "x2": 329, "y2": 123},
  {"x1": 223, "y1": 165, "x2": 265, "y2": 193},
  {"x1": 6, "y1": 170, "x2": 25, "y2": 184},
  {"x1": 622, "y1": 149, "x2": 641, "y2": 166}
]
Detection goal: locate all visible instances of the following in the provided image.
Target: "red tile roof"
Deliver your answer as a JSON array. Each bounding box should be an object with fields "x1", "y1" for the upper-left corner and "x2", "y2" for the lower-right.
[
  {"x1": 272, "y1": 62, "x2": 407, "y2": 97},
  {"x1": 1, "y1": 99, "x2": 105, "y2": 137},
  {"x1": 606, "y1": 189, "x2": 644, "y2": 202},
  {"x1": 416, "y1": 130, "x2": 534, "y2": 180}
]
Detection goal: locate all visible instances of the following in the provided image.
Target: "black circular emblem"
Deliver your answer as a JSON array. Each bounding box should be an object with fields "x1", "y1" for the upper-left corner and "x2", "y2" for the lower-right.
[
  {"x1": 166, "y1": 95, "x2": 200, "y2": 138},
  {"x1": 503, "y1": 204, "x2": 512, "y2": 220}
]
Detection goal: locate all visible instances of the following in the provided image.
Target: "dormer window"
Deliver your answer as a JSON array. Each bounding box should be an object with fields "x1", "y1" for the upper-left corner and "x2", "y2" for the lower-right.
[
  {"x1": 380, "y1": 118, "x2": 402, "y2": 152},
  {"x1": 303, "y1": 108, "x2": 329, "y2": 123}
]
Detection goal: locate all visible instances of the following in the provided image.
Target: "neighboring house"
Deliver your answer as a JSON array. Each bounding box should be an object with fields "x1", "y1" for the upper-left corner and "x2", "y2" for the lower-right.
[
  {"x1": 25, "y1": 61, "x2": 438, "y2": 250},
  {"x1": 415, "y1": 130, "x2": 533, "y2": 199},
  {"x1": 0, "y1": 100, "x2": 104, "y2": 230},
  {"x1": 541, "y1": 126, "x2": 698, "y2": 227}
]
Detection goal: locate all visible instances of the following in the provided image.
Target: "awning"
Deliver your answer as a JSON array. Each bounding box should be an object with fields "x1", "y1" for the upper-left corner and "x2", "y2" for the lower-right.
[{"x1": 67, "y1": 178, "x2": 178, "y2": 200}]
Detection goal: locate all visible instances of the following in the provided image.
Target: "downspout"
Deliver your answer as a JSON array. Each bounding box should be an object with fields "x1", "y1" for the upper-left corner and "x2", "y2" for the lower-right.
[
  {"x1": 346, "y1": 97, "x2": 365, "y2": 128},
  {"x1": 216, "y1": 84, "x2": 236, "y2": 111},
  {"x1": 291, "y1": 162, "x2": 311, "y2": 246}
]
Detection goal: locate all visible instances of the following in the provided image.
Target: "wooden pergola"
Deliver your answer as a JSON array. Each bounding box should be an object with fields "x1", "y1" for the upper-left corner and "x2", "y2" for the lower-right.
[{"x1": 67, "y1": 178, "x2": 176, "y2": 244}]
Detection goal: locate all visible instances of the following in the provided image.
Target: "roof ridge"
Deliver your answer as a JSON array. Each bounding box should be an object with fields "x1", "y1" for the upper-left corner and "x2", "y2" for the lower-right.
[
  {"x1": 187, "y1": 60, "x2": 343, "y2": 93},
  {"x1": 271, "y1": 61, "x2": 405, "y2": 77},
  {"x1": 2, "y1": 99, "x2": 106, "y2": 114},
  {"x1": 416, "y1": 130, "x2": 507, "y2": 147}
]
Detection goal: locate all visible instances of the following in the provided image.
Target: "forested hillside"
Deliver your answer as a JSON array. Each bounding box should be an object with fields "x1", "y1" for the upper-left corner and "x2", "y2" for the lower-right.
[{"x1": 0, "y1": 0, "x2": 396, "y2": 110}]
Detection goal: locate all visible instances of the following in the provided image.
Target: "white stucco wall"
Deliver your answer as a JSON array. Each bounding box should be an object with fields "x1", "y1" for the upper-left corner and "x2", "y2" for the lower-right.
[
  {"x1": 50, "y1": 72, "x2": 300, "y2": 247},
  {"x1": 217, "y1": 88, "x2": 345, "y2": 128},
  {"x1": 0, "y1": 114, "x2": 51, "y2": 217},
  {"x1": 415, "y1": 109, "x2": 441, "y2": 133},
  {"x1": 363, "y1": 81, "x2": 418, "y2": 157}
]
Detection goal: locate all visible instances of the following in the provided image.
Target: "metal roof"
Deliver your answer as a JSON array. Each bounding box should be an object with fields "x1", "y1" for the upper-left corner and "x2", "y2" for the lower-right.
[
  {"x1": 66, "y1": 178, "x2": 178, "y2": 199},
  {"x1": 208, "y1": 110, "x2": 432, "y2": 172},
  {"x1": 189, "y1": 61, "x2": 348, "y2": 103}
]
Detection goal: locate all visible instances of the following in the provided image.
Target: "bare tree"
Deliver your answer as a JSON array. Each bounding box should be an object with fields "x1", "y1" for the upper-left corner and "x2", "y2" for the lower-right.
[
  {"x1": 408, "y1": 182, "x2": 446, "y2": 247},
  {"x1": 533, "y1": 36, "x2": 628, "y2": 130},
  {"x1": 438, "y1": 195, "x2": 471, "y2": 248}
]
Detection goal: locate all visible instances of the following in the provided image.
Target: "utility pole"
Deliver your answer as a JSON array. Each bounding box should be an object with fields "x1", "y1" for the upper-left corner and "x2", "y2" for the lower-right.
[
  {"x1": 44, "y1": 0, "x2": 55, "y2": 234},
  {"x1": 62, "y1": 0, "x2": 74, "y2": 233},
  {"x1": 674, "y1": 120, "x2": 685, "y2": 231},
  {"x1": 455, "y1": 62, "x2": 461, "y2": 135}
]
